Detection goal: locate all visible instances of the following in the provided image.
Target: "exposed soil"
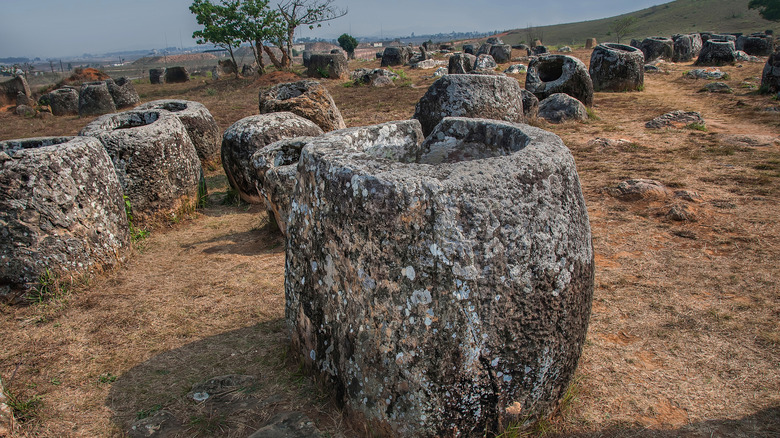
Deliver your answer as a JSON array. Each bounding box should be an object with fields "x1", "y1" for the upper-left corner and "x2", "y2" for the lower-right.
[{"x1": 0, "y1": 48, "x2": 778, "y2": 437}]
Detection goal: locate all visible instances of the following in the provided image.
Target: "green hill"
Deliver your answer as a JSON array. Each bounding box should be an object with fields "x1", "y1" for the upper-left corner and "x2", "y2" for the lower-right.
[{"x1": 500, "y1": 0, "x2": 775, "y2": 47}]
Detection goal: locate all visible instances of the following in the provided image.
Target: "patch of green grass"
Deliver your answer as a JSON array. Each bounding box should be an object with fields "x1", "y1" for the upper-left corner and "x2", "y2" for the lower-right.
[
  {"x1": 316, "y1": 67, "x2": 330, "y2": 79},
  {"x1": 98, "y1": 373, "x2": 117, "y2": 384},
  {"x1": 136, "y1": 404, "x2": 162, "y2": 420},
  {"x1": 685, "y1": 122, "x2": 707, "y2": 132},
  {"x1": 341, "y1": 81, "x2": 354, "y2": 88},
  {"x1": 124, "y1": 196, "x2": 149, "y2": 243},
  {"x1": 4, "y1": 387, "x2": 43, "y2": 423},
  {"x1": 205, "y1": 88, "x2": 217, "y2": 96},
  {"x1": 222, "y1": 186, "x2": 244, "y2": 207},
  {"x1": 26, "y1": 269, "x2": 68, "y2": 303},
  {"x1": 586, "y1": 107, "x2": 601, "y2": 121}
]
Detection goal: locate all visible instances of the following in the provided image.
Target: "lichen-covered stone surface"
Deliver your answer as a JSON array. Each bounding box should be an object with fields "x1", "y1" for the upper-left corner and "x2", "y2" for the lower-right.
[
  {"x1": 639, "y1": 37, "x2": 674, "y2": 62},
  {"x1": 285, "y1": 117, "x2": 593, "y2": 437},
  {"x1": 520, "y1": 88, "x2": 539, "y2": 119},
  {"x1": 448, "y1": 53, "x2": 477, "y2": 74},
  {"x1": 135, "y1": 99, "x2": 221, "y2": 165},
  {"x1": 78, "y1": 81, "x2": 117, "y2": 117},
  {"x1": 106, "y1": 77, "x2": 140, "y2": 109},
  {"x1": 0, "y1": 76, "x2": 31, "y2": 106},
  {"x1": 672, "y1": 34, "x2": 703, "y2": 62},
  {"x1": 645, "y1": 110, "x2": 704, "y2": 129},
  {"x1": 413, "y1": 74, "x2": 524, "y2": 136},
  {"x1": 306, "y1": 54, "x2": 348, "y2": 79},
  {"x1": 526, "y1": 54, "x2": 594, "y2": 106},
  {"x1": 47, "y1": 87, "x2": 79, "y2": 116},
  {"x1": 761, "y1": 50, "x2": 780, "y2": 94},
  {"x1": 589, "y1": 43, "x2": 644, "y2": 92},
  {"x1": 0, "y1": 136, "x2": 129, "y2": 303},
  {"x1": 259, "y1": 80, "x2": 346, "y2": 132},
  {"x1": 221, "y1": 112, "x2": 323, "y2": 204},
  {"x1": 538, "y1": 93, "x2": 588, "y2": 123},
  {"x1": 736, "y1": 34, "x2": 773, "y2": 56},
  {"x1": 80, "y1": 110, "x2": 203, "y2": 224},
  {"x1": 695, "y1": 40, "x2": 737, "y2": 66}
]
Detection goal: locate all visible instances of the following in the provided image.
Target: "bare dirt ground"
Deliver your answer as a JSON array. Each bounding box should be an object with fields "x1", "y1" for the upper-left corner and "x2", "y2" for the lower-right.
[{"x1": 0, "y1": 48, "x2": 778, "y2": 437}]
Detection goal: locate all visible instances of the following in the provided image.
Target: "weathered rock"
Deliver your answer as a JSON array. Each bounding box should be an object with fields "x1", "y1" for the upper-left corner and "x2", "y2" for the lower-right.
[
  {"x1": 538, "y1": 93, "x2": 588, "y2": 123},
  {"x1": 701, "y1": 82, "x2": 732, "y2": 93},
  {"x1": 513, "y1": 44, "x2": 531, "y2": 55},
  {"x1": 188, "y1": 375, "x2": 257, "y2": 402},
  {"x1": 763, "y1": 50, "x2": 780, "y2": 94},
  {"x1": 149, "y1": 68, "x2": 164, "y2": 84},
  {"x1": 164, "y1": 66, "x2": 189, "y2": 83},
  {"x1": 106, "y1": 77, "x2": 140, "y2": 109},
  {"x1": 474, "y1": 54, "x2": 498, "y2": 71},
  {"x1": 381, "y1": 47, "x2": 413, "y2": 67},
  {"x1": 644, "y1": 64, "x2": 661, "y2": 73},
  {"x1": 463, "y1": 44, "x2": 476, "y2": 55},
  {"x1": 0, "y1": 75, "x2": 31, "y2": 106},
  {"x1": 411, "y1": 59, "x2": 441, "y2": 69},
  {"x1": 695, "y1": 40, "x2": 737, "y2": 66},
  {"x1": 736, "y1": 34, "x2": 773, "y2": 56},
  {"x1": 701, "y1": 33, "x2": 736, "y2": 43},
  {"x1": 248, "y1": 412, "x2": 322, "y2": 438},
  {"x1": 735, "y1": 50, "x2": 761, "y2": 62},
  {"x1": 433, "y1": 67, "x2": 448, "y2": 77},
  {"x1": 532, "y1": 45, "x2": 549, "y2": 56},
  {"x1": 520, "y1": 88, "x2": 539, "y2": 119},
  {"x1": 259, "y1": 80, "x2": 346, "y2": 132},
  {"x1": 127, "y1": 410, "x2": 177, "y2": 438},
  {"x1": 134, "y1": 99, "x2": 221, "y2": 165},
  {"x1": 477, "y1": 43, "x2": 493, "y2": 57},
  {"x1": 285, "y1": 116, "x2": 593, "y2": 437},
  {"x1": 640, "y1": 37, "x2": 674, "y2": 62},
  {"x1": 353, "y1": 68, "x2": 399, "y2": 86},
  {"x1": 0, "y1": 378, "x2": 13, "y2": 436},
  {"x1": 252, "y1": 137, "x2": 313, "y2": 235},
  {"x1": 306, "y1": 53, "x2": 348, "y2": 79},
  {"x1": 558, "y1": 46, "x2": 572, "y2": 53},
  {"x1": 645, "y1": 110, "x2": 704, "y2": 129},
  {"x1": 14, "y1": 105, "x2": 35, "y2": 117},
  {"x1": 221, "y1": 112, "x2": 323, "y2": 204},
  {"x1": 608, "y1": 179, "x2": 671, "y2": 201},
  {"x1": 672, "y1": 33, "x2": 703, "y2": 62},
  {"x1": 589, "y1": 43, "x2": 644, "y2": 92},
  {"x1": 486, "y1": 37, "x2": 504, "y2": 45},
  {"x1": 585, "y1": 38, "x2": 598, "y2": 49},
  {"x1": 16, "y1": 91, "x2": 32, "y2": 107},
  {"x1": 686, "y1": 68, "x2": 726, "y2": 79},
  {"x1": 78, "y1": 81, "x2": 117, "y2": 117},
  {"x1": 490, "y1": 44, "x2": 512, "y2": 63},
  {"x1": 47, "y1": 87, "x2": 79, "y2": 116},
  {"x1": 413, "y1": 74, "x2": 524, "y2": 136},
  {"x1": 0, "y1": 136, "x2": 129, "y2": 303},
  {"x1": 504, "y1": 64, "x2": 527, "y2": 74},
  {"x1": 667, "y1": 203, "x2": 697, "y2": 222},
  {"x1": 80, "y1": 110, "x2": 204, "y2": 224},
  {"x1": 448, "y1": 53, "x2": 477, "y2": 74},
  {"x1": 242, "y1": 64, "x2": 256, "y2": 76},
  {"x1": 526, "y1": 54, "x2": 594, "y2": 106}
]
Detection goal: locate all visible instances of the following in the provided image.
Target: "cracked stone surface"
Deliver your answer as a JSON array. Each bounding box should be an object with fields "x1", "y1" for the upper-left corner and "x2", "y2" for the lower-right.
[
  {"x1": 259, "y1": 80, "x2": 346, "y2": 132},
  {"x1": 526, "y1": 54, "x2": 594, "y2": 106},
  {"x1": 285, "y1": 117, "x2": 593, "y2": 436},
  {"x1": 589, "y1": 43, "x2": 644, "y2": 92}
]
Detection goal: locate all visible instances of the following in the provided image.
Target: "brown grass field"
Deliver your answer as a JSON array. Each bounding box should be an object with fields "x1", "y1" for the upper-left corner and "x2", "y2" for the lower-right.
[{"x1": 0, "y1": 48, "x2": 778, "y2": 437}]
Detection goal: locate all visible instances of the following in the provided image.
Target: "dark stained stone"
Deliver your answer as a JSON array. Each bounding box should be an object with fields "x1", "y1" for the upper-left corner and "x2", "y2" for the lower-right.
[
  {"x1": 164, "y1": 66, "x2": 189, "y2": 83},
  {"x1": 640, "y1": 37, "x2": 674, "y2": 62},
  {"x1": 448, "y1": 53, "x2": 477, "y2": 74},
  {"x1": 589, "y1": 43, "x2": 644, "y2": 92},
  {"x1": 526, "y1": 54, "x2": 594, "y2": 106},
  {"x1": 538, "y1": 93, "x2": 588, "y2": 123},
  {"x1": 695, "y1": 40, "x2": 737, "y2": 66},
  {"x1": 306, "y1": 53, "x2": 348, "y2": 79},
  {"x1": 78, "y1": 81, "x2": 116, "y2": 117},
  {"x1": 47, "y1": 87, "x2": 79, "y2": 116},
  {"x1": 259, "y1": 80, "x2": 346, "y2": 132}
]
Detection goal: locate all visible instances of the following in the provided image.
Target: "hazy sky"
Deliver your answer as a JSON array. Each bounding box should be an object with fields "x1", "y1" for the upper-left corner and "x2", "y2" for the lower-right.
[{"x1": 0, "y1": 0, "x2": 668, "y2": 58}]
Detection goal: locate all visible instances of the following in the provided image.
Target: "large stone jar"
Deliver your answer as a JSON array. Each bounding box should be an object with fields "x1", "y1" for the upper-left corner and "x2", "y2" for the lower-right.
[
  {"x1": 80, "y1": 109, "x2": 204, "y2": 225},
  {"x1": 525, "y1": 54, "x2": 594, "y2": 106},
  {"x1": 0, "y1": 136, "x2": 129, "y2": 303},
  {"x1": 285, "y1": 117, "x2": 594, "y2": 437},
  {"x1": 589, "y1": 43, "x2": 644, "y2": 92}
]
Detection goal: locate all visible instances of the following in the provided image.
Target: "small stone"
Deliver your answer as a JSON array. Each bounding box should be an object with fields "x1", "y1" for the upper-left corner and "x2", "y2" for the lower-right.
[
  {"x1": 645, "y1": 111, "x2": 704, "y2": 129},
  {"x1": 127, "y1": 410, "x2": 177, "y2": 438},
  {"x1": 537, "y1": 93, "x2": 588, "y2": 123},
  {"x1": 667, "y1": 203, "x2": 697, "y2": 221},
  {"x1": 701, "y1": 82, "x2": 732, "y2": 93},
  {"x1": 609, "y1": 179, "x2": 671, "y2": 201},
  {"x1": 248, "y1": 412, "x2": 322, "y2": 438}
]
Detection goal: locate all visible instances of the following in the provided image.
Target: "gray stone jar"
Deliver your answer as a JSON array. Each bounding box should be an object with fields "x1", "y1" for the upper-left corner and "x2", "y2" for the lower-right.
[{"x1": 285, "y1": 117, "x2": 594, "y2": 437}]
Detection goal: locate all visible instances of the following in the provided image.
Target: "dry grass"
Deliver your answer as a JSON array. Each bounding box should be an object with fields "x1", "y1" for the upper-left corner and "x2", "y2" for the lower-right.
[{"x1": 1, "y1": 48, "x2": 778, "y2": 437}]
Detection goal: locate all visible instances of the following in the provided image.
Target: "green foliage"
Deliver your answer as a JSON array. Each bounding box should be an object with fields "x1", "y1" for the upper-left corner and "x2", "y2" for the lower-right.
[
  {"x1": 337, "y1": 33, "x2": 359, "y2": 56},
  {"x1": 4, "y1": 385, "x2": 43, "y2": 423},
  {"x1": 27, "y1": 269, "x2": 68, "y2": 303},
  {"x1": 124, "y1": 196, "x2": 149, "y2": 242},
  {"x1": 136, "y1": 404, "x2": 162, "y2": 420},
  {"x1": 749, "y1": 0, "x2": 780, "y2": 21},
  {"x1": 190, "y1": 0, "x2": 243, "y2": 50},
  {"x1": 316, "y1": 66, "x2": 330, "y2": 78},
  {"x1": 586, "y1": 107, "x2": 601, "y2": 120},
  {"x1": 609, "y1": 16, "x2": 637, "y2": 43},
  {"x1": 686, "y1": 122, "x2": 708, "y2": 131}
]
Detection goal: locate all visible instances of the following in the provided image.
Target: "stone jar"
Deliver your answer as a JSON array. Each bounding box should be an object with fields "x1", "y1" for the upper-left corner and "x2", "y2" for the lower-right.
[
  {"x1": 589, "y1": 43, "x2": 645, "y2": 92},
  {"x1": 0, "y1": 136, "x2": 129, "y2": 303},
  {"x1": 285, "y1": 117, "x2": 594, "y2": 437},
  {"x1": 526, "y1": 54, "x2": 594, "y2": 106},
  {"x1": 259, "y1": 80, "x2": 346, "y2": 132}
]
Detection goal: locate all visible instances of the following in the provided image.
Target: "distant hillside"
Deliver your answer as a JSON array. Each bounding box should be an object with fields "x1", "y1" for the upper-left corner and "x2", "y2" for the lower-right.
[{"x1": 500, "y1": 0, "x2": 775, "y2": 47}]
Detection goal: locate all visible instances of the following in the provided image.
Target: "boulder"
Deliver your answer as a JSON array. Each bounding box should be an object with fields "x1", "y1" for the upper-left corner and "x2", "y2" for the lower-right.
[
  {"x1": 285, "y1": 116, "x2": 593, "y2": 436},
  {"x1": 306, "y1": 53, "x2": 348, "y2": 79},
  {"x1": 685, "y1": 68, "x2": 726, "y2": 79},
  {"x1": 259, "y1": 80, "x2": 346, "y2": 132},
  {"x1": 585, "y1": 38, "x2": 598, "y2": 49},
  {"x1": 490, "y1": 45, "x2": 512, "y2": 63},
  {"x1": 220, "y1": 112, "x2": 323, "y2": 204},
  {"x1": 433, "y1": 67, "x2": 447, "y2": 77},
  {"x1": 0, "y1": 76, "x2": 31, "y2": 106},
  {"x1": 645, "y1": 110, "x2": 704, "y2": 129},
  {"x1": 14, "y1": 105, "x2": 35, "y2": 117},
  {"x1": 106, "y1": 77, "x2": 140, "y2": 109},
  {"x1": 149, "y1": 68, "x2": 164, "y2": 84},
  {"x1": 448, "y1": 53, "x2": 477, "y2": 74},
  {"x1": 520, "y1": 88, "x2": 539, "y2": 119},
  {"x1": 762, "y1": 50, "x2": 780, "y2": 94},
  {"x1": 474, "y1": 54, "x2": 498, "y2": 71},
  {"x1": 558, "y1": 46, "x2": 572, "y2": 53},
  {"x1": 526, "y1": 54, "x2": 594, "y2": 106},
  {"x1": 78, "y1": 81, "x2": 117, "y2": 117},
  {"x1": 463, "y1": 44, "x2": 476, "y2": 55},
  {"x1": 134, "y1": 99, "x2": 221, "y2": 165},
  {"x1": 589, "y1": 43, "x2": 644, "y2": 92},
  {"x1": 672, "y1": 33, "x2": 703, "y2": 62},
  {"x1": 477, "y1": 43, "x2": 493, "y2": 56},
  {"x1": 47, "y1": 87, "x2": 79, "y2": 116},
  {"x1": 532, "y1": 45, "x2": 549, "y2": 55},
  {"x1": 504, "y1": 64, "x2": 527, "y2": 74},
  {"x1": 16, "y1": 92, "x2": 33, "y2": 107},
  {"x1": 640, "y1": 37, "x2": 674, "y2": 62},
  {"x1": 736, "y1": 34, "x2": 774, "y2": 56},
  {"x1": 411, "y1": 59, "x2": 441, "y2": 69},
  {"x1": 79, "y1": 110, "x2": 204, "y2": 224},
  {"x1": 353, "y1": 68, "x2": 399, "y2": 86},
  {"x1": 0, "y1": 136, "x2": 129, "y2": 303},
  {"x1": 164, "y1": 66, "x2": 189, "y2": 83},
  {"x1": 701, "y1": 82, "x2": 732, "y2": 93},
  {"x1": 412, "y1": 74, "x2": 525, "y2": 136},
  {"x1": 252, "y1": 137, "x2": 316, "y2": 235},
  {"x1": 381, "y1": 47, "x2": 413, "y2": 67},
  {"x1": 242, "y1": 64, "x2": 256, "y2": 76},
  {"x1": 486, "y1": 37, "x2": 504, "y2": 45},
  {"x1": 538, "y1": 93, "x2": 588, "y2": 123},
  {"x1": 695, "y1": 40, "x2": 737, "y2": 66},
  {"x1": 735, "y1": 50, "x2": 761, "y2": 62},
  {"x1": 608, "y1": 179, "x2": 671, "y2": 201}
]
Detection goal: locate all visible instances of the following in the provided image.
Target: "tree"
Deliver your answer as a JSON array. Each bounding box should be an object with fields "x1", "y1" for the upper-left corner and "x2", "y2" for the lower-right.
[
  {"x1": 749, "y1": 0, "x2": 780, "y2": 21},
  {"x1": 276, "y1": 0, "x2": 347, "y2": 67},
  {"x1": 337, "y1": 33, "x2": 358, "y2": 59},
  {"x1": 609, "y1": 16, "x2": 637, "y2": 44},
  {"x1": 190, "y1": 0, "x2": 244, "y2": 78},
  {"x1": 237, "y1": 0, "x2": 286, "y2": 73}
]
